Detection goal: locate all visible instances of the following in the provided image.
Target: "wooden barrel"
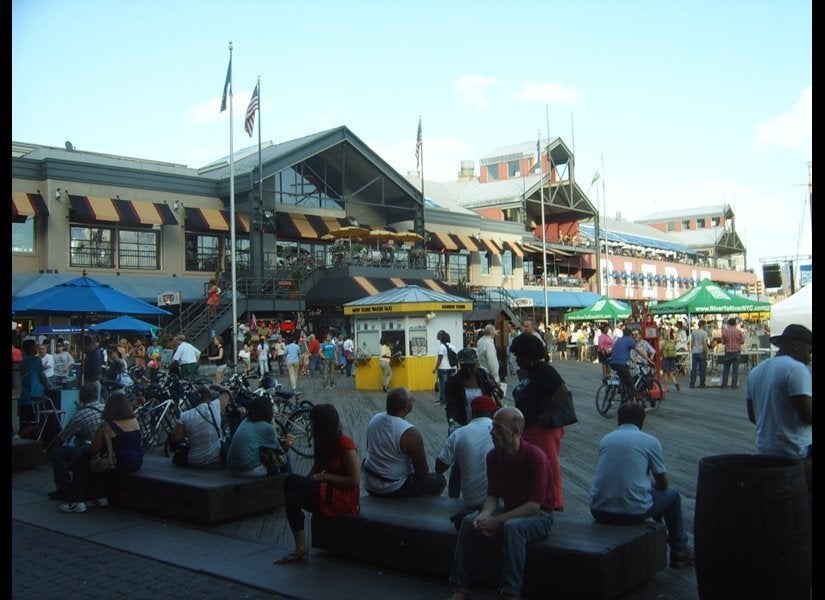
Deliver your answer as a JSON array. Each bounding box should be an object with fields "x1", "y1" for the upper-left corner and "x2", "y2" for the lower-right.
[{"x1": 694, "y1": 454, "x2": 811, "y2": 600}]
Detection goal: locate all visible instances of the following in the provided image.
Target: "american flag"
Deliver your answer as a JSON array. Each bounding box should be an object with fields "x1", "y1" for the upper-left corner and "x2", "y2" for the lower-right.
[
  {"x1": 415, "y1": 117, "x2": 422, "y2": 170},
  {"x1": 244, "y1": 82, "x2": 259, "y2": 137}
]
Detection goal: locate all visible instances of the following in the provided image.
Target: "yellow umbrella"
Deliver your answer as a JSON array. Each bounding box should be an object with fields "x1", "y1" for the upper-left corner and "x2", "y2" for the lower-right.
[
  {"x1": 395, "y1": 231, "x2": 424, "y2": 243},
  {"x1": 369, "y1": 229, "x2": 397, "y2": 249},
  {"x1": 329, "y1": 226, "x2": 370, "y2": 240}
]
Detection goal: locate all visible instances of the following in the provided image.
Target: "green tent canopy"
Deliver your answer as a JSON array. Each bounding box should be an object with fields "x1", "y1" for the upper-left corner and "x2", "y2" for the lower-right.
[
  {"x1": 563, "y1": 295, "x2": 632, "y2": 322},
  {"x1": 649, "y1": 278, "x2": 771, "y2": 316}
]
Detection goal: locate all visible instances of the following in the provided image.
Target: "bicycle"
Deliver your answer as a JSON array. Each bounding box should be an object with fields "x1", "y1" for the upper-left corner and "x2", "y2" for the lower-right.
[
  {"x1": 595, "y1": 364, "x2": 663, "y2": 418},
  {"x1": 135, "y1": 396, "x2": 180, "y2": 452}
]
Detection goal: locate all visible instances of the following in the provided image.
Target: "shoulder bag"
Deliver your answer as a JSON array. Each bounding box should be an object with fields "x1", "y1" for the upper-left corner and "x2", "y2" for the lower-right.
[
  {"x1": 171, "y1": 436, "x2": 190, "y2": 467},
  {"x1": 542, "y1": 388, "x2": 578, "y2": 429},
  {"x1": 90, "y1": 422, "x2": 118, "y2": 473},
  {"x1": 318, "y1": 481, "x2": 360, "y2": 518},
  {"x1": 201, "y1": 403, "x2": 229, "y2": 463}
]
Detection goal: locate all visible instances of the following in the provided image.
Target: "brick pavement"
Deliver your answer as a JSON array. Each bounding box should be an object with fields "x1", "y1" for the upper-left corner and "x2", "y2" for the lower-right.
[{"x1": 12, "y1": 520, "x2": 285, "y2": 600}]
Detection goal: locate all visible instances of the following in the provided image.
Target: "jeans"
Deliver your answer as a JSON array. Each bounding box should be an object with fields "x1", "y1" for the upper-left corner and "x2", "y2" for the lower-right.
[
  {"x1": 450, "y1": 509, "x2": 554, "y2": 596},
  {"x1": 689, "y1": 354, "x2": 707, "y2": 387},
  {"x1": 610, "y1": 363, "x2": 635, "y2": 400},
  {"x1": 51, "y1": 443, "x2": 88, "y2": 493},
  {"x1": 436, "y1": 368, "x2": 455, "y2": 405},
  {"x1": 308, "y1": 353, "x2": 322, "y2": 377},
  {"x1": 591, "y1": 486, "x2": 689, "y2": 553},
  {"x1": 721, "y1": 351, "x2": 741, "y2": 387}
]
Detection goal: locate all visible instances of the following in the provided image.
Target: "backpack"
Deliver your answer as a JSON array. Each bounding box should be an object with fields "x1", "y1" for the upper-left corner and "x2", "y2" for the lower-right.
[{"x1": 446, "y1": 343, "x2": 458, "y2": 367}]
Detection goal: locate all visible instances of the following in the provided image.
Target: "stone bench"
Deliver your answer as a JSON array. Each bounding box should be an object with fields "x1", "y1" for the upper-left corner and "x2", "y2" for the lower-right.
[
  {"x1": 12, "y1": 438, "x2": 46, "y2": 470},
  {"x1": 311, "y1": 495, "x2": 667, "y2": 600},
  {"x1": 109, "y1": 454, "x2": 286, "y2": 525}
]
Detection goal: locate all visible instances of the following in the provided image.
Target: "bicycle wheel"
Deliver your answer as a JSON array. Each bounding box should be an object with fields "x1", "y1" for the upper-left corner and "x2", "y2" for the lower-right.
[
  {"x1": 641, "y1": 379, "x2": 663, "y2": 414},
  {"x1": 282, "y1": 407, "x2": 314, "y2": 458},
  {"x1": 595, "y1": 384, "x2": 616, "y2": 417},
  {"x1": 138, "y1": 405, "x2": 162, "y2": 451}
]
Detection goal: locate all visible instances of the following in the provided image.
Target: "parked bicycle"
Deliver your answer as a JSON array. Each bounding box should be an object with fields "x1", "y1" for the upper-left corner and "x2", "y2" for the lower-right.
[{"x1": 595, "y1": 363, "x2": 662, "y2": 417}]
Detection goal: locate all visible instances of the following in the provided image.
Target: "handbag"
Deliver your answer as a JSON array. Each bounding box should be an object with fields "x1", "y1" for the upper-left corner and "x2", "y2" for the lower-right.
[
  {"x1": 318, "y1": 481, "x2": 360, "y2": 518},
  {"x1": 90, "y1": 423, "x2": 118, "y2": 473},
  {"x1": 345, "y1": 349, "x2": 354, "y2": 362},
  {"x1": 260, "y1": 445, "x2": 288, "y2": 470},
  {"x1": 543, "y1": 389, "x2": 578, "y2": 429},
  {"x1": 117, "y1": 371, "x2": 134, "y2": 388}
]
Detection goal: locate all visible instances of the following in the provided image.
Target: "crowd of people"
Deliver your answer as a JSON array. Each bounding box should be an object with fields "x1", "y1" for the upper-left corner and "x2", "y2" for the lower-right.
[{"x1": 13, "y1": 309, "x2": 809, "y2": 600}]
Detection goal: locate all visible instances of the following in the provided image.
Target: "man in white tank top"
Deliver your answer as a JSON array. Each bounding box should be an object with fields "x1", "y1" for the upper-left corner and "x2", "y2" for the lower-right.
[{"x1": 362, "y1": 387, "x2": 446, "y2": 497}]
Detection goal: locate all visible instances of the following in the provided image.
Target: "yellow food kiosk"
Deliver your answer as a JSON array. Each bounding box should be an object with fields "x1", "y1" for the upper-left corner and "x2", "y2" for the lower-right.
[{"x1": 344, "y1": 285, "x2": 472, "y2": 391}]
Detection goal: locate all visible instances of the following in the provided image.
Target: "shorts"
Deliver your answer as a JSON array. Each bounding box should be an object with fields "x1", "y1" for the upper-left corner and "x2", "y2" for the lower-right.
[
  {"x1": 598, "y1": 352, "x2": 611, "y2": 365},
  {"x1": 661, "y1": 357, "x2": 676, "y2": 373}
]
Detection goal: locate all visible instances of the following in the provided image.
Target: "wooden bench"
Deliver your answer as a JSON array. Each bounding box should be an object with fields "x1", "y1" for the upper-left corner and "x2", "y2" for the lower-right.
[
  {"x1": 109, "y1": 454, "x2": 286, "y2": 525},
  {"x1": 311, "y1": 495, "x2": 667, "y2": 600}
]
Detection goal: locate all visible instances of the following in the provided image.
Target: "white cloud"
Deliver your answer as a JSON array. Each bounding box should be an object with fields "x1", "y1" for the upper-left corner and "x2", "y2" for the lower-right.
[
  {"x1": 190, "y1": 89, "x2": 256, "y2": 124},
  {"x1": 512, "y1": 81, "x2": 578, "y2": 106},
  {"x1": 753, "y1": 86, "x2": 812, "y2": 155},
  {"x1": 454, "y1": 75, "x2": 499, "y2": 110}
]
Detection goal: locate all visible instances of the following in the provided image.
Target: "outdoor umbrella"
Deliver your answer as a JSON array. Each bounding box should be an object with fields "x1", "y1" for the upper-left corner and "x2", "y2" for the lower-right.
[
  {"x1": 394, "y1": 231, "x2": 424, "y2": 243},
  {"x1": 563, "y1": 296, "x2": 631, "y2": 322},
  {"x1": 329, "y1": 225, "x2": 370, "y2": 252},
  {"x1": 12, "y1": 276, "x2": 171, "y2": 382},
  {"x1": 90, "y1": 315, "x2": 161, "y2": 337},
  {"x1": 368, "y1": 229, "x2": 397, "y2": 249}
]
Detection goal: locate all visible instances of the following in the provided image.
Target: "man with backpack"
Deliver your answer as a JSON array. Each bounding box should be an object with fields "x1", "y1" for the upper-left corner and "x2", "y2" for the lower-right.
[{"x1": 433, "y1": 330, "x2": 458, "y2": 406}]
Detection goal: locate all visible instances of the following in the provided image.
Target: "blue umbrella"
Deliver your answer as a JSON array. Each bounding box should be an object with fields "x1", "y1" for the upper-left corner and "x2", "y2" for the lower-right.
[
  {"x1": 90, "y1": 315, "x2": 161, "y2": 337},
  {"x1": 12, "y1": 276, "x2": 172, "y2": 317}
]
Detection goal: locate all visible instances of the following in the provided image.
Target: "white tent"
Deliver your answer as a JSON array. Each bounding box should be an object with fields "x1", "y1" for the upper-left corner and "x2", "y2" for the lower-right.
[{"x1": 769, "y1": 283, "x2": 812, "y2": 336}]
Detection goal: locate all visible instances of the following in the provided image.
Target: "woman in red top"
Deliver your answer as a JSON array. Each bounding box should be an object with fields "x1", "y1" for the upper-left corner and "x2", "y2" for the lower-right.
[
  {"x1": 206, "y1": 279, "x2": 220, "y2": 317},
  {"x1": 274, "y1": 403, "x2": 360, "y2": 564}
]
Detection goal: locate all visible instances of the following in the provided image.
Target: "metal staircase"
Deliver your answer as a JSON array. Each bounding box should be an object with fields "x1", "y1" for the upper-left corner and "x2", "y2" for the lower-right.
[
  {"x1": 469, "y1": 286, "x2": 527, "y2": 328},
  {"x1": 163, "y1": 295, "x2": 234, "y2": 353}
]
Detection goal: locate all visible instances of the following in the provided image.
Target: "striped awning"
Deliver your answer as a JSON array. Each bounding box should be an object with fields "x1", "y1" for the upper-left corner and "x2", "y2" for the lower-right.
[
  {"x1": 476, "y1": 238, "x2": 502, "y2": 255},
  {"x1": 12, "y1": 192, "x2": 49, "y2": 221},
  {"x1": 305, "y1": 275, "x2": 459, "y2": 305},
  {"x1": 184, "y1": 207, "x2": 249, "y2": 233},
  {"x1": 275, "y1": 213, "x2": 349, "y2": 240},
  {"x1": 451, "y1": 233, "x2": 480, "y2": 252},
  {"x1": 501, "y1": 240, "x2": 524, "y2": 257},
  {"x1": 70, "y1": 195, "x2": 177, "y2": 226},
  {"x1": 427, "y1": 231, "x2": 460, "y2": 251}
]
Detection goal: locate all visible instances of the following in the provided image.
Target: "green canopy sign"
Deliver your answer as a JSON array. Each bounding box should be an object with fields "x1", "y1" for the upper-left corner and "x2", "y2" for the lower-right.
[
  {"x1": 563, "y1": 295, "x2": 631, "y2": 322},
  {"x1": 649, "y1": 278, "x2": 771, "y2": 315}
]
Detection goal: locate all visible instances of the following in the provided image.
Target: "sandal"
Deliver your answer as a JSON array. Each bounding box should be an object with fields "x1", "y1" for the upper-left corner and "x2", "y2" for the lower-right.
[{"x1": 273, "y1": 550, "x2": 308, "y2": 565}]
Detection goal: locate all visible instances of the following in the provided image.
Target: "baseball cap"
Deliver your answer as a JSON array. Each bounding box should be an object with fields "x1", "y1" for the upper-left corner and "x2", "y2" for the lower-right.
[
  {"x1": 470, "y1": 395, "x2": 498, "y2": 415},
  {"x1": 769, "y1": 324, "x2": 812, "y2": 346},
  {"x1": 457, "y1": 347, "x2": 478, "y2": 364}
]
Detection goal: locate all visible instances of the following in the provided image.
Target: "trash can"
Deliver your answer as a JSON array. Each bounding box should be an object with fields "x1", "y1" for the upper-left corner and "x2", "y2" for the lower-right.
[{"x1": 694, "y1": 454, "x2": 811, "y2": 600}]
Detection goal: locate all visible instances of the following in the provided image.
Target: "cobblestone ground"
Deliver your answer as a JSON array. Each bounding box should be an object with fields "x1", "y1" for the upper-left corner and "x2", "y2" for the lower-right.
[{"x1": 12, "y1": 521, "x2": 287, "y2": 600}]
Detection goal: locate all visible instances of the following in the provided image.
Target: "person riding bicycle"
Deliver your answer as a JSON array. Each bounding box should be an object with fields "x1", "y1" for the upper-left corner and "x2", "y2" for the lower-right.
[
  {"x1": 609, "y1": 326, "x2": 655, "y2": 402},
  {"x1": 629, "y1": 332, "x2": 656, "y2": 381}
]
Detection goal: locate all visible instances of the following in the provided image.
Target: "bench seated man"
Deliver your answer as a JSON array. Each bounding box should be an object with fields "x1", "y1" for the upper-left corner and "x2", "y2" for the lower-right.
[{"x1": 362, "y1": 387, "x2": 446, "y2": 497}]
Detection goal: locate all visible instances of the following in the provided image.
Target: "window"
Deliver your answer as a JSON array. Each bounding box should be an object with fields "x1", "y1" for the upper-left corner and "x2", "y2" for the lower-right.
[
  {"x1": 711, "y1": 216, "x2": 721, "y2": 227},
  {"x1": 186, "y1": 233, "x2": 250, "y2": 273},
  {"x1": 118, "y1": 229, "x2": 160, "y2": 270},
  {"x1": 666, "y1": 221, "x2": 676, "y2": 232},
  {"x1": 12, "y1": 220, "x2": 35, "y2": 253},
  {"x1": 681, "y1": 219, "x2": 691, "y2": 230},
  {"x1": 445, "y1": 253, "x2": 469, "y2": 283},
  {"x1": 486, "y1": 164, "x2": 499, "y2": 181},
  {"x1": 480, "y1": 250, "x2": 490, "y2": 275},
  {"x1": 696, "y1": 218, "x2": 707, "y2": 229},
  {"x1": 508, "y1": 160, "x2": 520, "y2": 178},
  {"x1": 502, "y1": 250, "x2": 514, "y2": 277},
  {"x1": 70, "y1": 226, "x2": 114, "y2": 268}
]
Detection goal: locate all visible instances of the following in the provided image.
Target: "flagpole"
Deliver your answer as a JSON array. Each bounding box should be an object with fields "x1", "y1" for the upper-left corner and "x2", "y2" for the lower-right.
[
  {"x1": 226, "y1": 42, "x2": 238, "y2": 362},
  {"x1": 601, "y1": 153, "x2": 609, "y2": 300},
  {"x1": 539, "y1": 129, "x2": 549, "y2": 335},
  {"x1": 417, "y1": 116, "x2": 425, "y2": 240},
  {"x1": 256, "y1": 77, "x2": 264, "y2": 278}
]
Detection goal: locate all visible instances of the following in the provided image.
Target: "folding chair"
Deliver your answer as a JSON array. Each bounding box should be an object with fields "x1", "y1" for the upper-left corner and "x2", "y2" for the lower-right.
[{"x1": 32, "y1": 396, "x2": 66, "y2": 442}]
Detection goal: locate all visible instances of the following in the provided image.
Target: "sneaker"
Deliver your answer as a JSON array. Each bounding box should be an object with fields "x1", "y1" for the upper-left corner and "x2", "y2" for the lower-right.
[
  {"x1": 59, "y1": 502, "x2": 87, "y2": 513},
  {"x1": 48, "y1": 489, "x2": 69, "y2": 500},
  {"x1": 670, "y1": 546, "x2": 695, "y2": 568},
  {"x1": 86, "y1": 497, "x2": 109, "y2": 508},
  {"x1": 675, "y1": 384, "x2": 681, "y2": 391}
]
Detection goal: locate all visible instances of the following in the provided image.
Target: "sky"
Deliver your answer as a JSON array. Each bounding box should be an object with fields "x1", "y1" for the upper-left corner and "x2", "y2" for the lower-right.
[{"x1": 12, "y1": 0, "x2": 812, "y2": 273}]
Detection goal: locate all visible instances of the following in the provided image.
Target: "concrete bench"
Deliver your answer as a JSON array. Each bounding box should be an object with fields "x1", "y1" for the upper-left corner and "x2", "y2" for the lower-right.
[
  {"x1": 12, "y1": 438, "x2": 46, "y2": 470},
  {"x1": 109, "y1": 455, "x2": 286, "y2": 525},
  {"x1": 311, "y1": 495, "x2": 667, "y2": 600}
]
